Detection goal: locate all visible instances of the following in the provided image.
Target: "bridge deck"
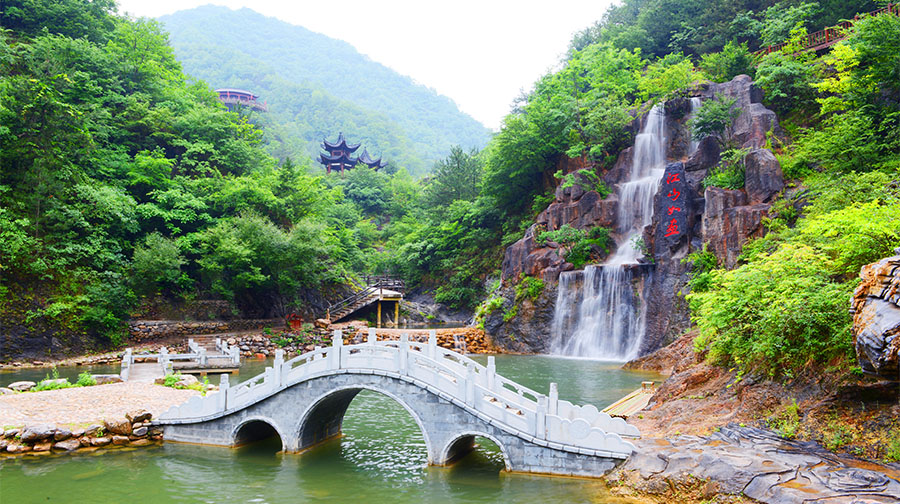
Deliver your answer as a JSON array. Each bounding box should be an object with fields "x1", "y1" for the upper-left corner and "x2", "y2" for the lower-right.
[
  {"x1": 158, "y1": 329, "x2": 642, "y2": 478},
  {"x1": 127, "y1": 363, "x2": 165, "y2": 383}
]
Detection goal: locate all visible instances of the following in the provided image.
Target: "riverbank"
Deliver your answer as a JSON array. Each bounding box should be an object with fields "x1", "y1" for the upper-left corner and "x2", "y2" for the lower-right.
[
  {"x1": 0, "y1": 382, "x2": 199, "y2": 456},
  {"x1": 614, "y1": 330, "x2": 900, "y2": 502},
  {"x1": 0, "y1": 382, "x2": 198, "y2": 428}
]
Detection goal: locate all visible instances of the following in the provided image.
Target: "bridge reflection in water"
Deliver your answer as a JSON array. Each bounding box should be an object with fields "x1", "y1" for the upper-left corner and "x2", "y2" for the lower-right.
[{"x1": 158, "y1": 330, "x2": 640, "y2": 478}]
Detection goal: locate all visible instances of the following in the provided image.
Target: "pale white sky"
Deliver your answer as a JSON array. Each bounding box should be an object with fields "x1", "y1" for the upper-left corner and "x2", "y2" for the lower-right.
[{"x1": 116, "y1": 0, "x2": 614, "y2": 130}]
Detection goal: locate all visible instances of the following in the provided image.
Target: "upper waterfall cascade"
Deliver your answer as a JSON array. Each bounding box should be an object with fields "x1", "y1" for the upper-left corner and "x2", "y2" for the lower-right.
[{"x1": 550, "y1": 105, "x2": 668, "y2": 360}]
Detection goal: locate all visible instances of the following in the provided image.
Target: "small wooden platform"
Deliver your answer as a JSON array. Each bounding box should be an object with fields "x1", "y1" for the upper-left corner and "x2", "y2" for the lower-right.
[{"x1": 602, "y1": 381, "x2": 655, "y2": 419}]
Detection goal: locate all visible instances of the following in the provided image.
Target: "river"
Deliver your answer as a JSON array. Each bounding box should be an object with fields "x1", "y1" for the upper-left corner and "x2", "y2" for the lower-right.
[{"x1": 0, "y1": 354, "x2": 662, "y2": 503}]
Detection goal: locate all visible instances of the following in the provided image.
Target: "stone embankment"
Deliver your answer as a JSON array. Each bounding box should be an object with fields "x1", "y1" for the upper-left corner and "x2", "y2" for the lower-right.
[
  {"x1": 128, "y1": 318, "x2": 283, "y2": 342},
  {"x1": 1, "y1": 409, "x2": 163, "y2": 455}
]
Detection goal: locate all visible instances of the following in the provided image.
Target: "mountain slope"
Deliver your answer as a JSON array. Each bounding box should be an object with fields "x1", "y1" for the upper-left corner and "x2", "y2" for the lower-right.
[{"x1": 159, "y1": 5, "x2": 491, "y2": 174}]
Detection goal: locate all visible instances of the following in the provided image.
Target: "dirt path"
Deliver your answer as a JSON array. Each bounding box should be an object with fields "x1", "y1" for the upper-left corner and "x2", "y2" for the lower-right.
[{"x1": 0, "y1": 382, "x2": 198, "y2": 428}]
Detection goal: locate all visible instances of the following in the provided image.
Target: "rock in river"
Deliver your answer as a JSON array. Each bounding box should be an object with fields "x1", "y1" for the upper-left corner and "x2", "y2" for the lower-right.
[{"x1": 8, "y1": 381, "x2": 35, "y2": 392}]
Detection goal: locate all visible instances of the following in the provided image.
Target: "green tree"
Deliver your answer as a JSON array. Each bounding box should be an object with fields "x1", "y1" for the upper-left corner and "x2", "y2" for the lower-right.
[{"x1": 424, "y1": 146, "x2": 483, "y2": 209}]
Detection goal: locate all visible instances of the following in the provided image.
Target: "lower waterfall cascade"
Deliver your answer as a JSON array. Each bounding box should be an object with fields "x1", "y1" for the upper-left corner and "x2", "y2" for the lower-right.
[{"x1": 550, "y1": 104, "x2": 669, "y2": 360}]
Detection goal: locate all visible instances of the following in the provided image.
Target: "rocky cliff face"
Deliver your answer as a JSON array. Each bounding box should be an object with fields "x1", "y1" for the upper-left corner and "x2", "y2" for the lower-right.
[
  {"x1": 489, "y1": 75, "x2": 786, "y2": 356},
  {"x1": 851, "y1": 251, "x2": 900, "y2": 380}
]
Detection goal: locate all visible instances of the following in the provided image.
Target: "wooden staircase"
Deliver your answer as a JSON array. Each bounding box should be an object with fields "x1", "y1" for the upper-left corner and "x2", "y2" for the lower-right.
[{"x1": 329, "y1": 276, "x2": 405, "y2": 322}]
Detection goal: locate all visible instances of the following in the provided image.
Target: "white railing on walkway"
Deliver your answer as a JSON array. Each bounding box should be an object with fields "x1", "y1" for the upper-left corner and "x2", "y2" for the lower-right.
[{"x1": 160, "y1": 329, "x2": 640, "y2": 458}]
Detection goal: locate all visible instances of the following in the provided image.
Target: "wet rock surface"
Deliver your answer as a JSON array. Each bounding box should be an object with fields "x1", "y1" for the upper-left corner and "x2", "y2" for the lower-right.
[
  {"x1": 492, "y1": 75, "x2": 785, "y2": 355},
  {"x1": 482, "y1": 285, "x2": 558, "y2": 353},
  {"x1": 610, "y1": 426, "x2": 900, "y2": 503},
  {"x1": 851, "y1": 252, "x2": 900, "y2": 380}
]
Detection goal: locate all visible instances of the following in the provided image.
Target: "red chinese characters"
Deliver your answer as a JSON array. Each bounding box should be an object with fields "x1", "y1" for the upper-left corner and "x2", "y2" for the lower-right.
[
  {"x1": 664, "y1": 169, "x2": 683, "y2": 237},
  {"x1": 664, "y1": 218, "x2": 679, "y2": 237}
]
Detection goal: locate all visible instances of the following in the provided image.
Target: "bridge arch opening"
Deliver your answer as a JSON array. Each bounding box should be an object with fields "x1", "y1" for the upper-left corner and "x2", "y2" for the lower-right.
[
  {"x1": 295, "y1": 386, "x2": 430, "y2": 463},
  {"x1": 233, "y1": 419, "x2": 283, "y2": 452},
  {"x1": 441, "y1": 432, "x2": 511, "y2": 471}
]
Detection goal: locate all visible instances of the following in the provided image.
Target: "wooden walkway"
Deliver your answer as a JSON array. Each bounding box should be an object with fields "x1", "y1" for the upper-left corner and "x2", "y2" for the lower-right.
[
  {"x1": 754, "y1": 3, "x2": 899, "y2": 57},
  {"x1": 602, "y1": 381, "x2": 656, "y2": 419}
]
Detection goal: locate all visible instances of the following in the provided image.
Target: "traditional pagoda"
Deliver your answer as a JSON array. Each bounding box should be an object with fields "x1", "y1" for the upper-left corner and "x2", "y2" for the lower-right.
[
  {"x1": 357, "y1": 148, "x2": 388, "y2": 170},
  {"x1": 319, "y1": 133, "x2": 387, "y2": 174}
]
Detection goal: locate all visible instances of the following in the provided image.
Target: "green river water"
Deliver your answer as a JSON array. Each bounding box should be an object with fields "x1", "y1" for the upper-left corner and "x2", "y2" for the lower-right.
[{"x1": 0, "y1": 355, "x2": 661, "y2": 503}]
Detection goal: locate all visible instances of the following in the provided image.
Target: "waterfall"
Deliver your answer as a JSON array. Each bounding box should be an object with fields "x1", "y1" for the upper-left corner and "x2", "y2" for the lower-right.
[
  {"x1": 688, "y1": 97, "x2": 701, "y2": 156},
  {"x1": 550, "y1": 104, "x2": 667, "y2": 360}
]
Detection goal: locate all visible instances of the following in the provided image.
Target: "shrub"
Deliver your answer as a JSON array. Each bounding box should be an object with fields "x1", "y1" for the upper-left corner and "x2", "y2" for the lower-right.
[
  {"x1": 688, "y1": 243, "x2": 854, "y2": 378},
  {"x1": 688, "y1": 94, "x2": 740, "y2": 149},
  {"x1": 33, "y1": 368, "x2": 74, "y2": 391},
  {"x1": 503, "y1": 304, "x2": 519, "y2": 323},
  {"x1": 681, "y1": 244, "x2": 718, "y2": 292},
  {"x1": 769, "y1": 399, "x2": 801, "y2": 439},
  {"x1": 699, "y1": 41, "x2": 756, "y2": 82},
  {"x1": 702, "y1": 148, "x2": 748, "y2": 190},
  {"x1": 76, "y1": 371, "x2": 97, "y2": 387},
  {"x1": 538, "y1": 225, "x2": 611, "y2": 269},
  {"x1": 515, "y1": 276, "x2": 545, "y2": 302}
]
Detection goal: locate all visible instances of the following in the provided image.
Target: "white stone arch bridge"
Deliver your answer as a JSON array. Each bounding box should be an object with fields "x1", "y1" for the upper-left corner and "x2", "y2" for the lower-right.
[{"x1": 157, "y1": 330, "x2": 640, "y2": 477}]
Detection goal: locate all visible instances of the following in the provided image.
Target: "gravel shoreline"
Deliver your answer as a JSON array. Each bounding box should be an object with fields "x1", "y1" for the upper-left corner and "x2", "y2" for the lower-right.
[{"x1": 0, "y1": 382, "x2": 199, "y2": 427}]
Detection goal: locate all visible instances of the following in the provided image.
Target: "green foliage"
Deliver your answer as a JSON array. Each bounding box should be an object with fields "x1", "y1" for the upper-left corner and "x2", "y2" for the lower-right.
[
  {"x1": 538, "y1": 225, "x2": 611, "y2": 269},
  {"x1": 424, "y1": 146, "x2": 482, "y2": 210},
  {"x1": 682, "y1": 244, "x2": 718, "y2": 292},
  {"x1": 689, "y1": 94, "x2": 740, "y2": 149},
  {"x1": 554, "y1": 169, "x2": 612, "y2": 198},
  {"x1": 638, "y1": 53, "x2": 698, "y2": 102},
  {"x1": 887, "y1": 427, "x2": 900, "y2": 462},
  {"x1": 755, "y1": 51, "x2": 819, "y2": 116},
  {"x1": 163, "y1": 373, "x2": 180, "y2": 388},
  {"x1": 689, "y1": 242, "x2": 856, "y2": 378},
  {"x1": 702, "y1": 148, "x2": 748, "y2": 189},
  {"x1": 515, "y1": 276, "x2": 545, "y2": 302},
  {"x1": 699, "y1": 41, "x2": 756, "y2": 82},
  {"x1": 76, "y1": 371, "x2": 97, "y2": 387},
  {"x1": 690, "y1": 167, "x2": 900, "y2": 379},
  {"x1": 474, "y1": 296, "x2": 505, "y2": 329},
  {"x1": 132, "y1": 233, "x2": 187, "y2": 296},
  {"x1": 502, "y1": 304, "x2": 519, "y2": 323},
  {"x1": 33, "y1": 368, "x2": 74, "y2": 391},
  {"x1": 823, "y1": 418, "x2": 856, "y2": 451},
  {"x1": 769, "y1": 399, "x2": 801, "y2": 439},
  {"x1": 759, "y1": 1, "x2": 822, "y2": 46}
]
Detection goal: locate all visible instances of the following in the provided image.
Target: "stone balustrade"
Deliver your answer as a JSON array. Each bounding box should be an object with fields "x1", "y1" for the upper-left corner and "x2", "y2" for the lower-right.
[{"x1": 159, "y1": 329, "x2": 639, "y2": 463}]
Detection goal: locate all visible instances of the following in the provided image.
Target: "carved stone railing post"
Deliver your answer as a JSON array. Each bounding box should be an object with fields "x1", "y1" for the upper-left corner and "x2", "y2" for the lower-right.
[
  {"x1": 368, "y1": 328, "x2": 377, "y2": 345},
  {"x1": 428, "y1": 330, "x2": 437, "y2": 360},
  {"x1": 548, "y1": 382, "x2": 559, "y2": 416},
  {"x1": 274, "y1": 349, "x2": 284, "y2": 387},
  {"x1": 465, "y1": 363, "x2": 475, "y2": 407},
  {"x1": 120, "y1": 348, "x2": 133, "y2": 381},
  {"x1": 536, "y1": 396, "x2": 547, "y2": 439},
  {"x1": 219, "y1": 373, "x2": 229, "y2": 410},
  {"x1": 399, "y1": 333, "x2": 409, "y2": 374},
  {"x1": 331, "y1": 330, "x2": 343, "y2": 370},
  {"x1": 487, "y1": 356, "x2": 496, "y2": 390}
]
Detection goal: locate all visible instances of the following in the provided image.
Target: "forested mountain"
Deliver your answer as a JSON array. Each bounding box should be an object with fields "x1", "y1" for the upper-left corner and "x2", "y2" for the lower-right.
[{"x1": 158, "y1": 6, "x2": 491, "y2": 175}]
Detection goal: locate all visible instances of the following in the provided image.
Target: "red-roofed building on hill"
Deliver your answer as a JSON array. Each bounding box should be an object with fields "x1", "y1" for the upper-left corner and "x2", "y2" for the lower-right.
[
  {"x1": 215, "y1": 88, "x2": 268, "y2": 112},
  {"x1": 319, "y1": 133, "x2": 387, "y2": 174}
]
